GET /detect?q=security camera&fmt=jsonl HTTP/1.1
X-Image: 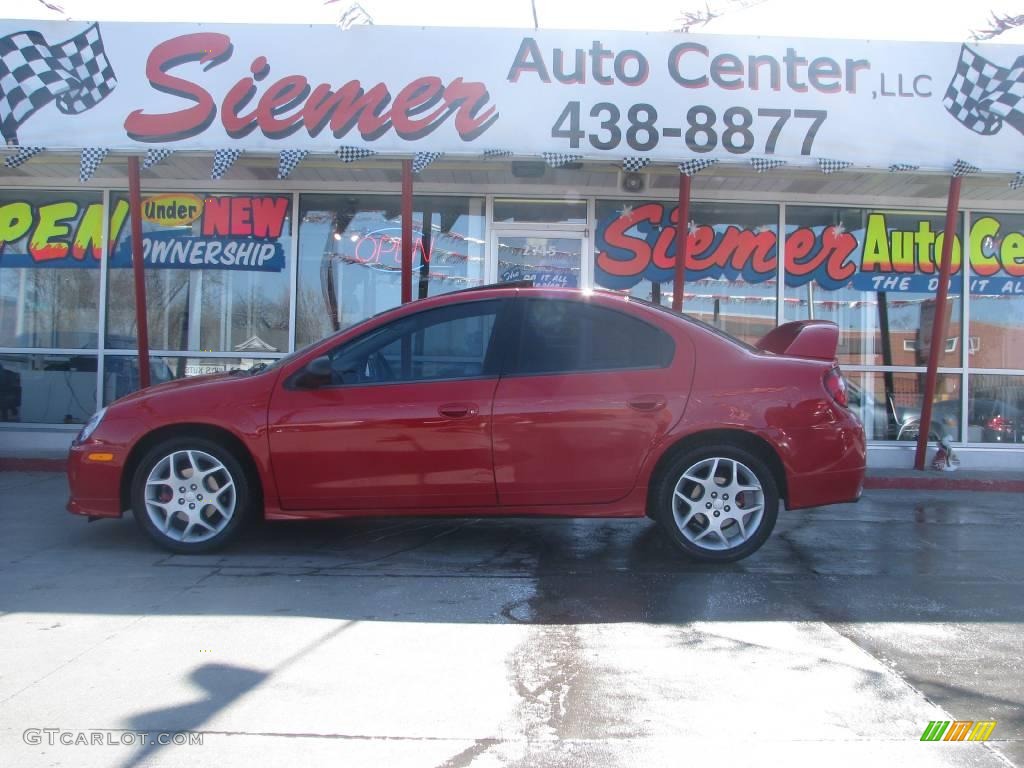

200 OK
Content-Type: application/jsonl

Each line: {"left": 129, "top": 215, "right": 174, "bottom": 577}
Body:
{"left": 620, "top": 171, "right": 646, "bottom": 193}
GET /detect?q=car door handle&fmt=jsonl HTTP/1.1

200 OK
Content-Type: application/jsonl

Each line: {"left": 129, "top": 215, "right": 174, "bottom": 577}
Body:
{"left": 438, "top": 402, "right": 479, "bottom": 418}
{"left": 628, "top": 396, "right": 667, "bottom": 412}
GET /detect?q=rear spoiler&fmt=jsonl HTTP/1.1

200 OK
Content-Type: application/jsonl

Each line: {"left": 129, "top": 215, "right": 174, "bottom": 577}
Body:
{"left": 755, "top": 320, "right": 839, "bottom": 361}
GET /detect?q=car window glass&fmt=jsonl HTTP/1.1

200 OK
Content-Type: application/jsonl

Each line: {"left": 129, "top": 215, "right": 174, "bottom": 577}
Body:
{"left": 328, "top": 301, "right": 500, "bottom": 385}
{"left": 515, "top": 299, "right": 674, "bottom": 375}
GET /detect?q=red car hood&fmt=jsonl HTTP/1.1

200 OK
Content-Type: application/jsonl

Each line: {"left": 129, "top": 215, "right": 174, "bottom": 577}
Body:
{"left": 111, "top": 371, "right": 242, "bottom": 406}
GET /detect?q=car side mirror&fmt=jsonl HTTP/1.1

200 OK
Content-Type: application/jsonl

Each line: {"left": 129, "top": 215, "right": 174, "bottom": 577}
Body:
{"left": 294, "top": 355, "right": 332, "bottom": 388}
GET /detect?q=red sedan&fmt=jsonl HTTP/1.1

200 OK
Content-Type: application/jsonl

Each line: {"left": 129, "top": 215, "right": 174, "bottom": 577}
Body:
{"left": 67, "top": 285, "right": 865, "bottom": 562}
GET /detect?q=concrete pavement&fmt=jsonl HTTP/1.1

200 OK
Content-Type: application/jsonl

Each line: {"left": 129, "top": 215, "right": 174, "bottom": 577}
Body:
{"left": 0, "top": 472, "right": 1020, "bottom": 767}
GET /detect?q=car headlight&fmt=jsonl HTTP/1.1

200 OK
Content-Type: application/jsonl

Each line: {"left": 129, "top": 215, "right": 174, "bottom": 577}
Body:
{"left": 77, "top": 407, "right": 107, "bottom": 442}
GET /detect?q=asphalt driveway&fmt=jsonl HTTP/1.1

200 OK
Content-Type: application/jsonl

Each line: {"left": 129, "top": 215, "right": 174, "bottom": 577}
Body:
{"left": 0, "top": 471, "right": 1020, "bottom": 767}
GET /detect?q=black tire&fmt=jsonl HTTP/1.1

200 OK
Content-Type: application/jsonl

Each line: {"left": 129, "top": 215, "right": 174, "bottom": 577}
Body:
{"left": 654, "top": 443, "right": 780, "bottom": 563}
{"left": 130, "top": 435, "right": 252, "bottom": 554}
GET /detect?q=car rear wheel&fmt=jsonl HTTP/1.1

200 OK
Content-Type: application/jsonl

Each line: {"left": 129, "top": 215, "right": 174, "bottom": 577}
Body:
{"left": 130, "top": 436, "right": 251, "bottom": 554}
{"left": 655, "top": 445, "right": 779, "bottom": 563}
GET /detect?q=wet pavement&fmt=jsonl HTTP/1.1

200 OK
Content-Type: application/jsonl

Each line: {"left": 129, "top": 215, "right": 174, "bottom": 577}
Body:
{"left": 0, "top": 471, "right": 1021, "bottom": 767}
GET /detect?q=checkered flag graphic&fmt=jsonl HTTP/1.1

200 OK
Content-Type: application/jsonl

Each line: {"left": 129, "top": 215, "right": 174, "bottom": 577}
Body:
{"left": 277, "top": 149, "right": 308, "bottom": 179}
{"left": 952, "top": 159, "right": 980, "bottom": 177}
{"left": 750, "top": 157, "right": 787, "bottom": 173}
{"left": 678, "top": 158, "right": 718, "bottom": 176}
{"left": 0, "top": 23, "right": 117, "bottom": 145}
{"left": 4, "top": 145, "right": 43, "bottom": 167}
{"left": 211, "top": 149, "right": 243, "bottom": 180}
{"left": 542, "top": 152, "right": 583, "bottom": 168}
{"left": 944, "top": 45, "right": 1024, "bottom": 136}
{"left": 1011, "top": 172, "right": 1024, "bottom": 191}
{"left": 336, "top": 145, "right": 377, "bottom": 163}
{"left": 817, "top": 158, "right": 853, "bottom": 174}
{"left": 483, "top": 149, "right": 513, "bottom": 159}
{"left": 142, "top": 148, "right": 173, "bottom": 170}
{"left": 888, "top": 163, "right": 920, "bottom": 172}
{"left": 79, "top": 147, "right": 108, "bottom": 182}
{"left": 412, "top": 151, "right": 443, "bottom": 174}
{"left": 622, "top": 157, "right": 651, "bottom": 172}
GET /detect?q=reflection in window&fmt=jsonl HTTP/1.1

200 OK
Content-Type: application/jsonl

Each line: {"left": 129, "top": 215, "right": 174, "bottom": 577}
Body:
{"left": 101, "top": 356, "right": 275, "bottom": 405}
{"left": 968, "top": 213, "right": 1024, "bottom": 370}
{"left": 296, "top": 194, "right": 485, "bottom": 346}
{"left": 106, "top": 193, "right": 292, "bottom": 354}
{"left": 848, "top": 371, "right": 962, "bottom": 443}
{"left": 783, "top": 207, "right": 963, "bottom": 368}
{"left": 968, "top": 374, "right": 1024, "bottom": 444}
{"left": 0, "top": 190, "right": 102, "bottom": 348}
{"left": 0, "top": 353, "right": 97, "bottom": 423}
{"left": 593, "top": 200, "right": 778, "bottom": 346}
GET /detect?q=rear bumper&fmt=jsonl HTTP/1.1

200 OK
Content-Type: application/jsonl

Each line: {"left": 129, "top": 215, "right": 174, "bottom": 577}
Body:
{"left": 786, "top": 466, "right": 864, "bottom": 510}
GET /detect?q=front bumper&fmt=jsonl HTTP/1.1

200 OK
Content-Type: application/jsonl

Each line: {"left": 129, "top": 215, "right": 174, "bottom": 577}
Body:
{"left": 66, "top": 442, "right": 125, "bottom": 519}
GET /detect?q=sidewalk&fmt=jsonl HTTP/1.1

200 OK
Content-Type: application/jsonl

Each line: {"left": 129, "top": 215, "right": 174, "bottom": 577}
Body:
{"left": 3, "top": 454, "right": 1022, "bottom": 492}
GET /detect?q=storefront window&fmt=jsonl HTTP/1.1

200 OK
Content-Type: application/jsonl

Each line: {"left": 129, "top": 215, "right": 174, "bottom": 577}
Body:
{"left": 106, "top": 193, "right": 292, "bottom": 354}
{"left": 295, "top": 194, "right": 485, "bottom": 346}
{"left": 594, "top": 200, "right": 778, "bottom": 345}
{"left": 783, "top": 207, "right": 963, "bottom": 368}
{"left": 967, "top": 213, "right": 1024, "bottom": 370}
{"left": 497, "top": 235, "right": 582, "bottom": 287}
{"left": 493, "top": 199, "right": 587, "bottom": 225}
{"left": 100, "top": 355, "right": 276, "bottom": 405}
{"left": 848, "top": 370, "right": 962, "bottom": 442}
{"left": 0, "top": 353, "right": 97, "bottom": 424}
{"left": 0, "top": 190, "right": 103, "bottom": 348}
{"left": 967, "top": 374, "right": 1024, "bottom": 444}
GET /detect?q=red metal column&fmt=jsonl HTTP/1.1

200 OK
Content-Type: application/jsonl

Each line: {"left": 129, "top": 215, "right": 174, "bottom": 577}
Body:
{"left": 672, "top": 173, "right": 692, "bottom": 312}
{"left": 914, "top": 175, "right": 962, "bottom": 470}
{"left": 400, "top": 159, "right": 413, "bottom": 304}
{"left": 127, "top": 156, "right": 151, "bottom": 389}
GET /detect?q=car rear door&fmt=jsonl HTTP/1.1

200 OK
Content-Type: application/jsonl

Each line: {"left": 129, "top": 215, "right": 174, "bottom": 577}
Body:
{"left": 268, "top": 298, "right": 511, "bottom": 511}
{"left": 492, "top": 296, "right": 693, "bottom": 507}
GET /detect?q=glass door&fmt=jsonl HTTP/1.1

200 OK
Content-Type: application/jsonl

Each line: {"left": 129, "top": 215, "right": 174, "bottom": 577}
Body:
{"left": 490, "top": 230, "right": 587, "bottom": 289}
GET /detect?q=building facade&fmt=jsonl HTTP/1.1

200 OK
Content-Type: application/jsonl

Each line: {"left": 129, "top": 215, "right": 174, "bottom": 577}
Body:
{"left": 0, "top": 21, "right": 1022, "bottom": 467}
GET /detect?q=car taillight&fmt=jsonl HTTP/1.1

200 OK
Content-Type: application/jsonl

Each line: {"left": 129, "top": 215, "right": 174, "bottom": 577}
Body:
{"left": 824, "top": 366, "right": 848, "bottom": 408}
{"left": 986, "top": 415, "right": 1010, "bottom": 432}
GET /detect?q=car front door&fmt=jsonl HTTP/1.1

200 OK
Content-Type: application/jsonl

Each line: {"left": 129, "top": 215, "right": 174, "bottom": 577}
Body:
{"left": 492, "top": 297, "right": 692, "bottom": 507}
{"left": 268, "top": 298, "right": 510, "bottom": 511}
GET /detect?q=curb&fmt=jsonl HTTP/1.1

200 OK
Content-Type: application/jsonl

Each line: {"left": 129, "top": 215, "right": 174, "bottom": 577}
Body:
{"left": 863, "top": 476, "right": 1024, "bottom": 493}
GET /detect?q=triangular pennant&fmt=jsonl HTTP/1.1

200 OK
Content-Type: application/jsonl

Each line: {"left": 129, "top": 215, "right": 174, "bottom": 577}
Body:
{"left": 952, "top": 159, "right": 980, "bottom": 177}
{"left": 336, "top": 145, "right": 377, "bottom": 163}
{"left": 888, "top": 163, "right": 920, "bottom": 172}
{"left": 80, "top": 148, "right": 109, "bottom": 182}
{"left": 623, "top": 157, "right": 651, "bottom": 172}
{"left": 482, "top": 149, "right": 514, "bottom": 159}
{"left": 750, "top": 157, "right": 787, "bottom": 173}
{"left": 412, "top": 151, "right": 443, "bottom": 174}
{"left": 211, "top": 149, "right": 243, "bottom": 180}
{"left": 277, "top": 149, "right": 309, "bottom": 179}
{"left": 1010, "top": 172, "right": 1024, "bottom": 191}
{"left": 541, "top": 152, "right": 583, "bottom": 168}
{"left": 4, "top": 146, "right": 44, "bottom": 168}
{"left": 817, "top": 158, "right": 853, "bottom": 174}
{"left": 142, "top": 148, "right": 174, "bottom": 170}
{"left": 678, "top": 158, "right": 718, "bottom": 176}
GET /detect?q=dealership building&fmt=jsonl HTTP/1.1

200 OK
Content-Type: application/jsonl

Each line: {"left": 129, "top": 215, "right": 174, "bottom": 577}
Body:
{"left": 0, "top": 20, "right": 1022, "bottom": 468}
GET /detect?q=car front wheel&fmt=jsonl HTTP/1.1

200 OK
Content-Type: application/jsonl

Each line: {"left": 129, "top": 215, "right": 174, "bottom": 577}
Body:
{"left": 130, "top": 437, "right": 251, "bottom": 554}
{"left": 655, "top": 445, "right": 779, "bottom": 563}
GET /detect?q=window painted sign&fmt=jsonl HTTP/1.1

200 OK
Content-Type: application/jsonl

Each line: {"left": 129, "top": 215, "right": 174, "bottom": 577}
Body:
{"left": 0, "top": 21, "right": 1022, "bottom": 171}
{"left": 594, "top": 203, "right": 1024, "bottom": 295}
{"left": 0, "top": 194, "right": 289, "bottom": 272}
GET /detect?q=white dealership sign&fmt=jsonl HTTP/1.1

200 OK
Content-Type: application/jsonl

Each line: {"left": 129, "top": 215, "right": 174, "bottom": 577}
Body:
{"left": 1, "top": 20, "right": 1022, "bottom": 171}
